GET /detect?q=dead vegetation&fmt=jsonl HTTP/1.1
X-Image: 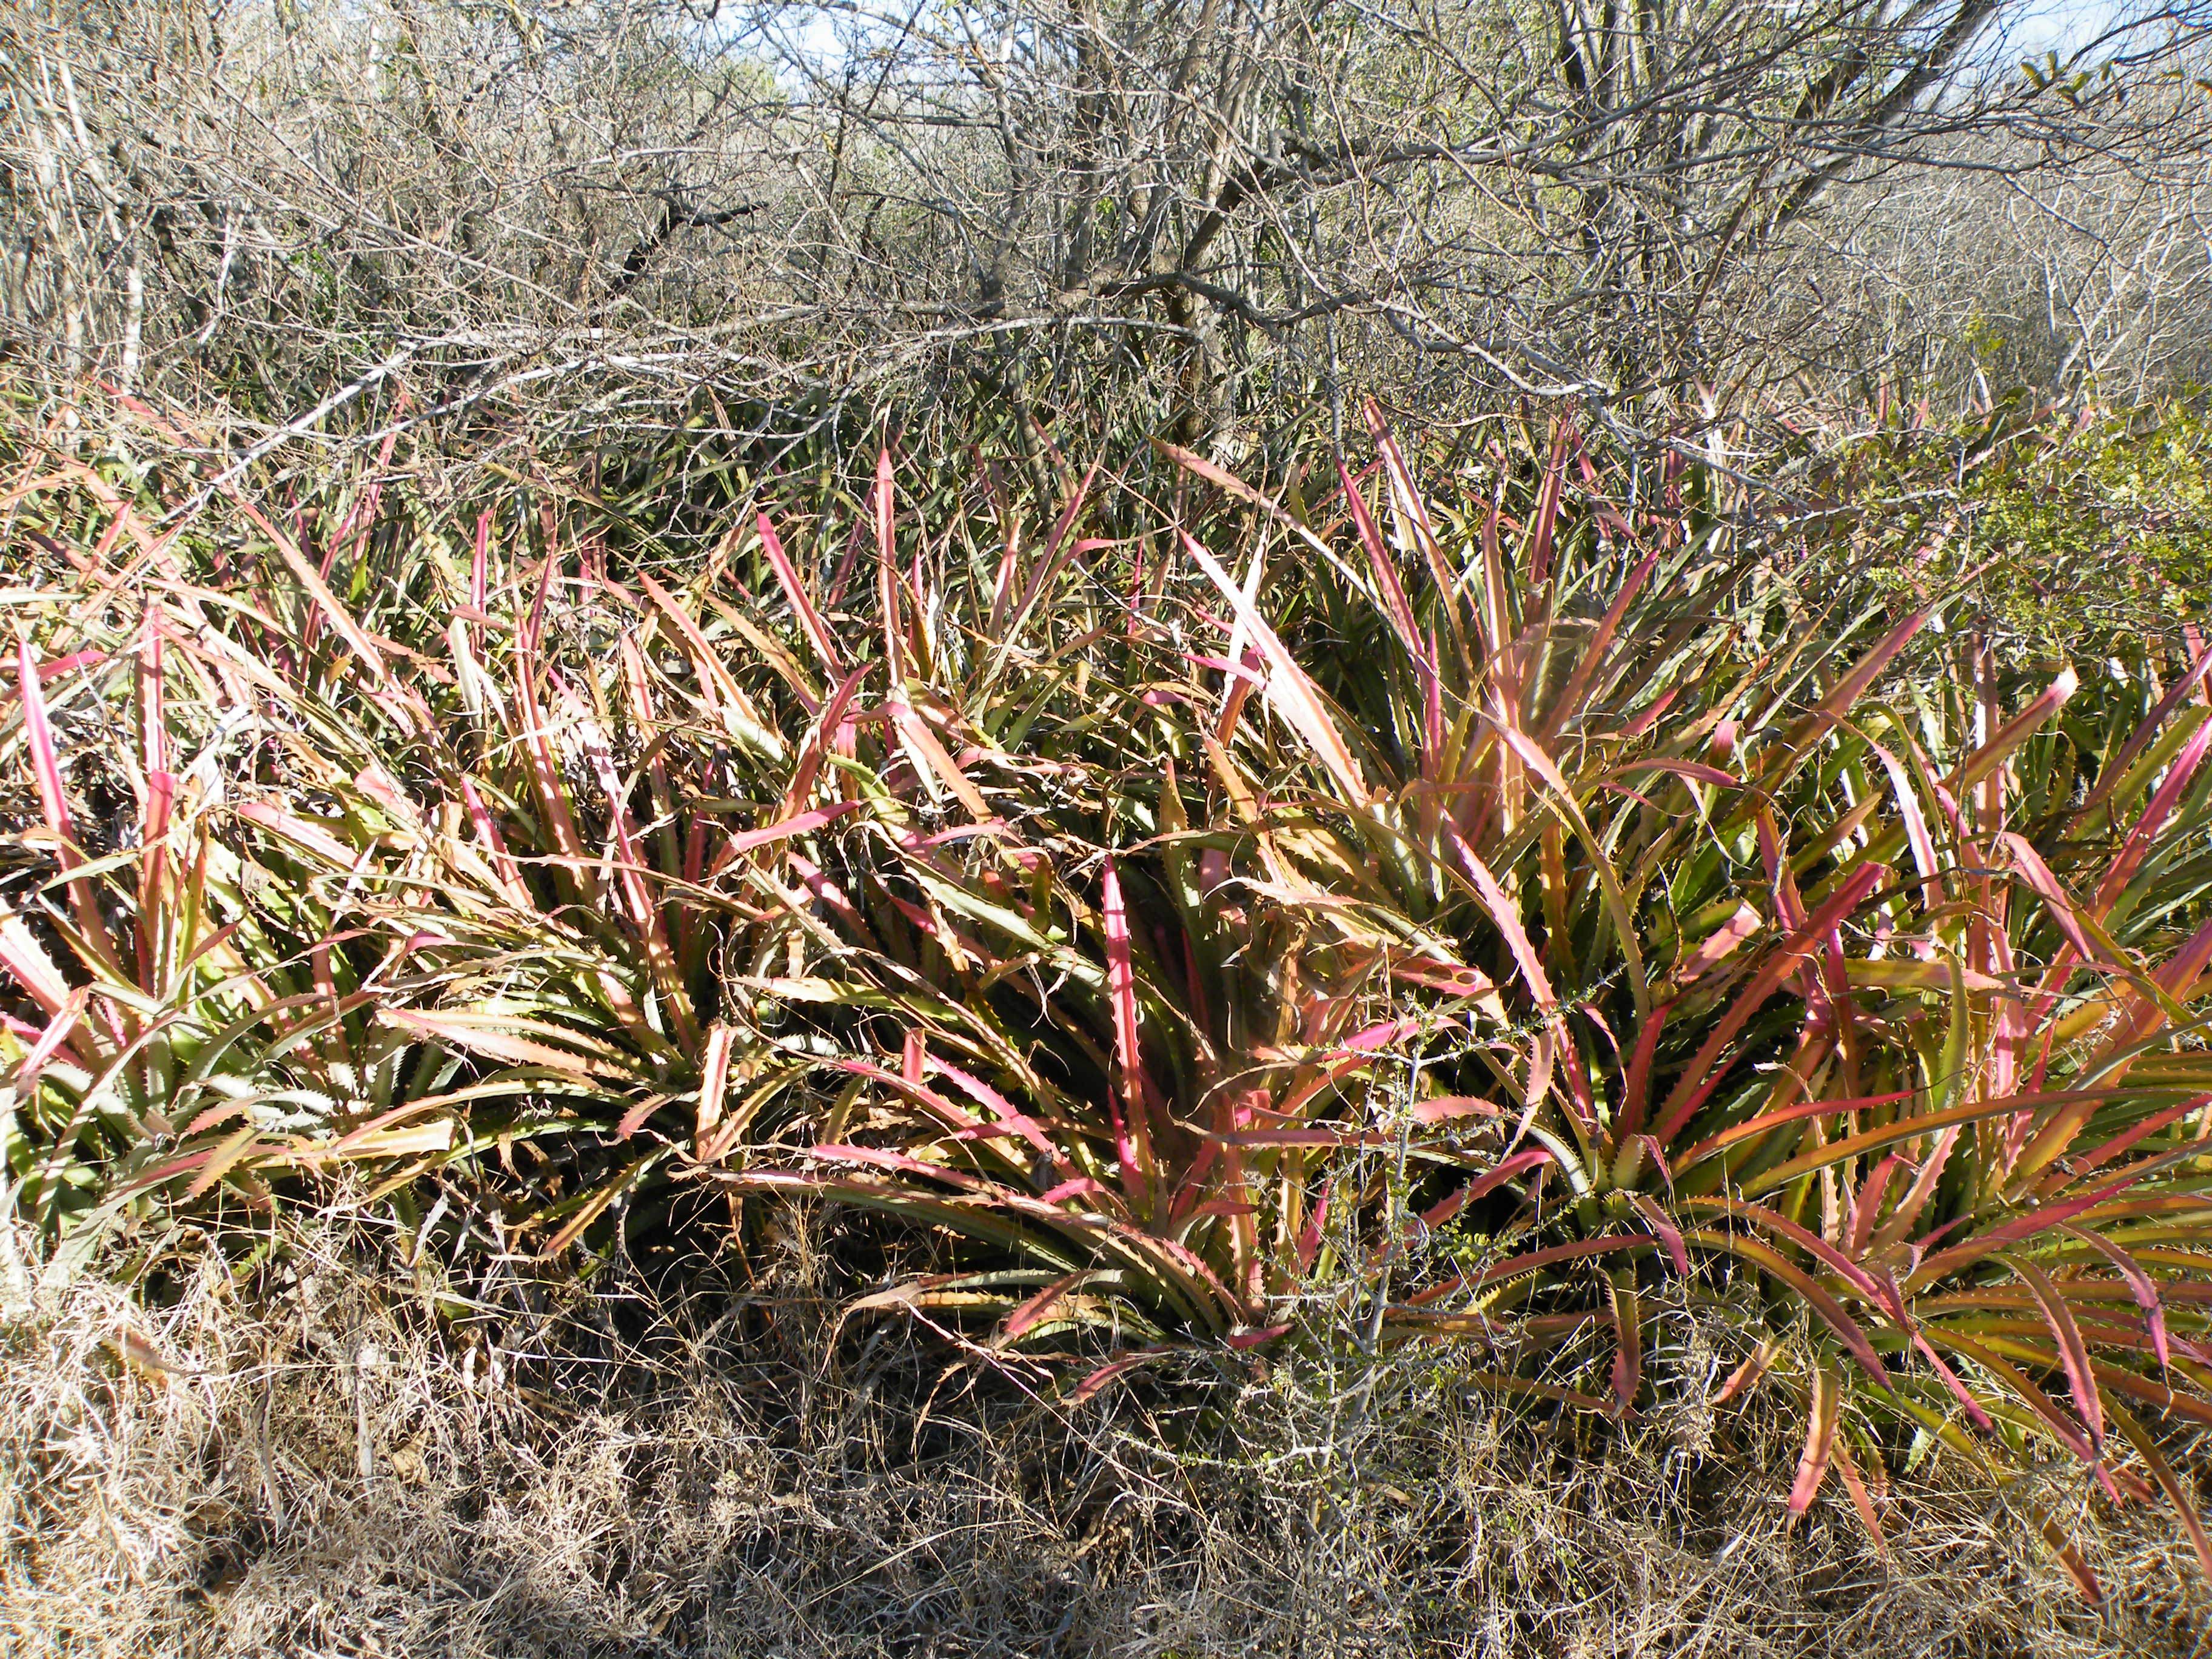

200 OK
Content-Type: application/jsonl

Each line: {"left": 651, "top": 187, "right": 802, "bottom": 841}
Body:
{"left": 4, "top": 1218, "right": 2207, "bottom": 1659}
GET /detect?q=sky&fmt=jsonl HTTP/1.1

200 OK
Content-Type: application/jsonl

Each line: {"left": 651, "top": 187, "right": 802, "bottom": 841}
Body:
{"left": 2002, "top": 0, "right": 2139, "bottom": 59}
{"left": 718, "top": 0, "right": 2178, "bottom": 93}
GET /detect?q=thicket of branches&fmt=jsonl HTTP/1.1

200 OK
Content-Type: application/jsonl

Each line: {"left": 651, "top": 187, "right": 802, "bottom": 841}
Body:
{"left": 2, "top": 0, "right": 2210, "bottom": 452}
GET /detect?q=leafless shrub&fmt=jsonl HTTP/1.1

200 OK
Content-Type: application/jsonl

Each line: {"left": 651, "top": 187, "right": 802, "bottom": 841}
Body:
{"left": 5, "top": 0, "right": 2208, "bottom": 463}
{"left": 1806, "top": 93, "right": 2212, "bottom": 400}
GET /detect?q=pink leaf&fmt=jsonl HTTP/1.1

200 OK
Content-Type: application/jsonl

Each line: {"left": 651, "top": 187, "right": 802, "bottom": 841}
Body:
{"left": 1101, "top": 858, "right": 1153, "bottom": 1201}
{"left": 1420, "top": 1147, "right": 1552, "bottom": 1228}
{"left": 0, "top": 908, "right": 70, "bottom": 1016}
{"left": 17, "top": 642, "right": 75, "bottom": 851}
{"left": 1003, "top": 1272, "right": 1089, "bottom": 1340}
{"left": 1184, "top": 531, "right": 1369, "bottom": 804}
{"left": 1651, "top": 863, "right": 1888, "bottom": 1144}
{"left": 1445, "top": 828, "right": 1555, "bottom": 1008}
{"left": 1674, "top": 903, "right": 1762, "bottom": 985}
{"left": 2096, "top": 711, "right": 2212, "bottom": 913}
{"left": 1627, "top": 1194, "right": 1691, "bottom": 1276}
{"left": 1069, "top": 1349, "right": 1168, "bottom": 1404}
{"left": 1225, "top": 1322, "right": 1291, "bottom": 1350}
{"left": 1407, "top": 1095, "right": 1506, "bottom": 1124}
{"left": 1336, "top": 457, "right": 1429, "bottom": 671}
{"left": 11, "top": 985, "right": 89, "bottom": 1090}
{"left": 1997, "top": 832, "right": 2103, "bottom": 964}
{"left": 1788, "top": 1366, "right": 1842, "bottom": 1516}
{"left": 713, "top": 802, "right": 859, "bottom": 871}
{"left": 1868, "top": 738, "right": 1941, "bottom": 898}
{"left": 757, "top": 511, "right": 843, "bottom": 672}
{"left": 2062, "top": 1224, "right": 2170, "bottom": 1373}
{"left": 236, "top": 800, "right": 359, "bottom": 869}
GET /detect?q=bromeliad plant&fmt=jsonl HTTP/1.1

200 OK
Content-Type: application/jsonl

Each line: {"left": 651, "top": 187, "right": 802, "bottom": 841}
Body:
{"left": 0, "top": 420, "right": 817, "bottom": 1258}
{"left": 0, "top": 454, "right": 484, "bottom": 1264}
{"left": 1, "top": 411, "right": 1432, "bottom": 1351}
{"left": 1150, "top": 404, "right": 2212, "bottom": 1589}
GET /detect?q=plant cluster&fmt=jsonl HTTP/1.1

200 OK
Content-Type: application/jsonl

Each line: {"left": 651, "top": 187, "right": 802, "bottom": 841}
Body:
{"left": 3, "top": 387, "right": 2211, "bottom": 1595}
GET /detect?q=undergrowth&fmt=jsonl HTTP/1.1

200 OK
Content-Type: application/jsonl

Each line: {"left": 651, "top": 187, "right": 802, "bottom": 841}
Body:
{"left": 3, "top": 380, "right": 2212, "bottom": 1621}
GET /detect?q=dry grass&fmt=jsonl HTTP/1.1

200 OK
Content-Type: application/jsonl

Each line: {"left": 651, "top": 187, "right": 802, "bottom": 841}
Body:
{"left": 4, "top": 1218, "right": 2208, "bottom": 1659}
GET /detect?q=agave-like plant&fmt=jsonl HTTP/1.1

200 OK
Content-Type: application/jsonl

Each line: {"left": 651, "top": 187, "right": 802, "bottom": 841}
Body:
{"left": 4, "top": 412, "right": 1404, "bottom": 1354}
{"left": 0, "top": 451, "right": 470, "bottom": 1262}
{"left": 1147, "top": 403, "right": 2212, "bottom": 1590}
